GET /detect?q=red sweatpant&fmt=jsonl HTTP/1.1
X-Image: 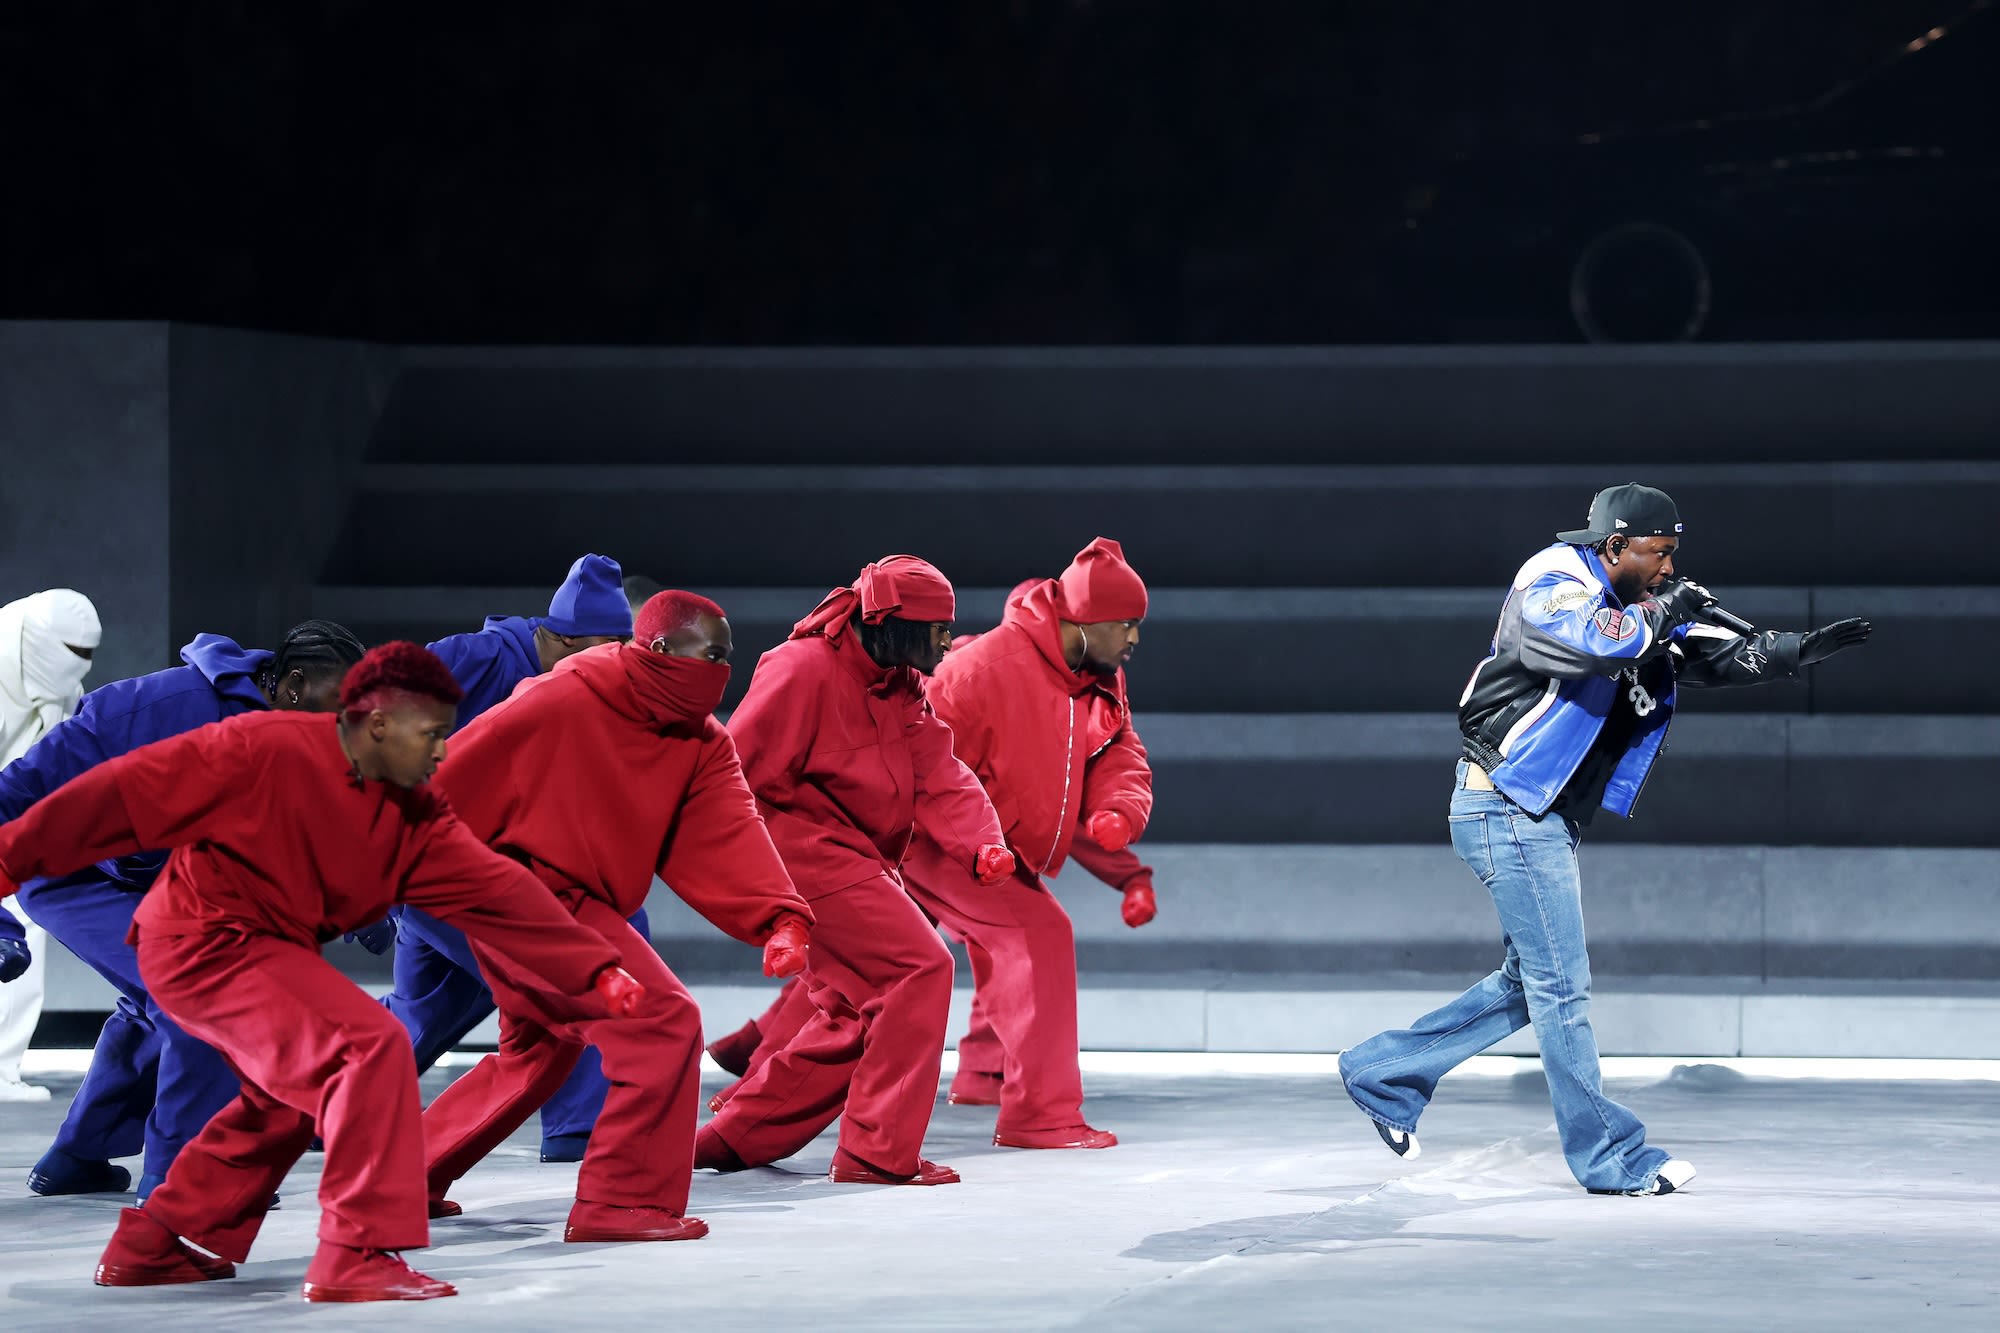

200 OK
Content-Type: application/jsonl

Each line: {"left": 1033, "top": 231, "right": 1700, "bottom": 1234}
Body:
{"left": 136, "top": 927, "right": 427, "bottom": 1259}
{"left": 703, "top": 872, "right": 951, "bottom": 1175}
{"left": 422, "top": 896, "right": 702, "bottom": 1212}
{"left": 902, "top": 834, "right": 1085, "bottom": 1133}
{"left": 952, "top": 936, "right": 1008, "bottom": 1080}
{"left": 737, "top": 975, "right": 817, "bottom": 1079}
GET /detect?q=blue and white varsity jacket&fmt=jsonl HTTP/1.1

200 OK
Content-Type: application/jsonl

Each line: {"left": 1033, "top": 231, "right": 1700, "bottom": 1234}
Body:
{"left": 1457, "top": 543, "right": 1804, "bottom": 819}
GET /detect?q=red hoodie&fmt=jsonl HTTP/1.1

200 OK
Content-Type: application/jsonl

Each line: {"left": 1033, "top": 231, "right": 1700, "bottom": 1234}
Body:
{"left": 729, "top": 624, "right": 1002, "bottom": 898}
{"left": 436, "top": 643, "right": 811, "bottom": 943}
{"left": 926, "top": 579, "right": 1153, "bottom": 877}
{"left": 0, "top": 711, "right": 617, "bottom": 998}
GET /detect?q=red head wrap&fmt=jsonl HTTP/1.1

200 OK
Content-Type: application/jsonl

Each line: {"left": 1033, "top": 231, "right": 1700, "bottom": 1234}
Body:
{"left": 791, "top": 555, "right": 956, "bottom": 642}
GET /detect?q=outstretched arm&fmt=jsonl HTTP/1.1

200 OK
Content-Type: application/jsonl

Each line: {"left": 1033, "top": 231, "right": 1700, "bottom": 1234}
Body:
{"left": 401, "top": 813, "right": 620, "bottom": 999}
{"left": 910, "top": 704, "right": 1005, "bottom": 873}
{"left": 0, "top": 720, "right": 256, "bottom": 892}
{"left": 657, "top": 733, "right": 814, "bottom": 946}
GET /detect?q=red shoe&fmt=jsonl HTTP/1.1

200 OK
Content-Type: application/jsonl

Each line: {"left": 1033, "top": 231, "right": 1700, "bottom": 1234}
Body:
{"left": 693, "top": 1125, "right": 748, "bottom": 1172}
{"left": 564, "top": 1200, "right": 710, "bottom": 1243}
{"left": 993, "top": 1125, "right": 1119, "bottom": 1150}
{"left": 95, "top": 1207, "right": 237, "bottom": 1286}
{"left": 704, "top": 1022, "right": 761, "bottom": 1078}
{"left": 828, "top": 1147, "right": 961, "bottom": 1186}
{"left": 428, "top": 1199, "right": 462, "bottom": 1219}
{"left": 946, "top": 1070, "right": 1003, "bottom": 1106}
{"left": 300, "top": 1243, "right": 456, "bottom": 1302}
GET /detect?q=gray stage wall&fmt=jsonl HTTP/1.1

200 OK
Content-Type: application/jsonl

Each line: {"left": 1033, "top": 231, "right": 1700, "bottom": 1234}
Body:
{"left": 0, "top": 322, "right": 395, "bottom": 679}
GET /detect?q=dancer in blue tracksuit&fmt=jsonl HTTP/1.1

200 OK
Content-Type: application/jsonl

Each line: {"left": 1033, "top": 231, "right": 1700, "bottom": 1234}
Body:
{"left": 0, "top": 620, "right": 366, "bottom": 1200}
{"left": 377, "top": 553, "right": 643, "bottom": 1161}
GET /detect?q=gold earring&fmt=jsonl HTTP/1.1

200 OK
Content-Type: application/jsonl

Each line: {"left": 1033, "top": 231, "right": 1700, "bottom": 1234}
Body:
{"left": 290, "top": 690, "right": 299, "bottom": 704}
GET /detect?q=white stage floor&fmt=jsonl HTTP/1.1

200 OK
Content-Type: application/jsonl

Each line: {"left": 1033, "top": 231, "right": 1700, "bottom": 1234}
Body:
{"left": 4, "top": 1058, "right": 1997, "bottom": 1329}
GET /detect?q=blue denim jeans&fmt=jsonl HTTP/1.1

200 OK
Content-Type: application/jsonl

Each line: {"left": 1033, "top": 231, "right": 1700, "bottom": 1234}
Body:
{"left": 1339, "top": 760, "right": 1669, "bottom": 1193}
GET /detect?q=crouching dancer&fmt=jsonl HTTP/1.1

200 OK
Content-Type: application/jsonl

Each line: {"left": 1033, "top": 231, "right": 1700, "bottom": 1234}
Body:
{"left": 0, "top": 643, "right": 647, "bottom": 1302}
{"left": 420, "top": 591, "right": 813, "bottom": 1241}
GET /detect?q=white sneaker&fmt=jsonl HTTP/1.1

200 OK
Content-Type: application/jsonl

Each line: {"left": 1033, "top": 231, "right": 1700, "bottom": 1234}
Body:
{"left": 0, "top": 1076, "right": 52, "bottom": 1103}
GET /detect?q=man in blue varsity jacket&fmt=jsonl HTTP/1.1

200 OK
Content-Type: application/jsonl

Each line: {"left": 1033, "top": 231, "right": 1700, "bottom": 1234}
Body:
{"left": 1339, "top": 484, "right": 1871, "bottom": 1197}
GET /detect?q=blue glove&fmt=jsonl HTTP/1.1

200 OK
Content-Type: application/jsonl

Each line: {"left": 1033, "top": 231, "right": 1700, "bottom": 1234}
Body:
{"left": 344, "top": 918, "right": 397, "bottom": 956}
{"left": 0, "top": 937, "right": 30, "bottom": 984}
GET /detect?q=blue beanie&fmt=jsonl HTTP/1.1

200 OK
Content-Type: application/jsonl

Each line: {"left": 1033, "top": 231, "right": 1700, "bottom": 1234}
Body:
{"left": 541, "top": 554, "right": 633, "bottom": 638}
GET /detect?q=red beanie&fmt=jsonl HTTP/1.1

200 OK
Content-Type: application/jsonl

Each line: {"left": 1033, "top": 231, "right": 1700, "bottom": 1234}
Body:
{"left": 1057, "top": 538, "right": 1147, "bottom": 622}
{"left": 635, "top": 590, "right": 727, "bottom": 646}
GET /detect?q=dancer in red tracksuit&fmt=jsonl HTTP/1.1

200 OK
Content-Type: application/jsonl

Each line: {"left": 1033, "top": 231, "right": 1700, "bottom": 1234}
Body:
{"left": 420, "top": 592, "right": 814, "bottom": 1241}
{"left": 906, "top": 538, "right": 1152, "bottom": 1148}
{"left": 696, "top": 556, "right": 1011, "bottom": 1185}
{"left": 0, "top": 643, "right": 644, "bottom": 1302}
{"left": 707, "top": 839, "right": 1156, "bottom": 1088}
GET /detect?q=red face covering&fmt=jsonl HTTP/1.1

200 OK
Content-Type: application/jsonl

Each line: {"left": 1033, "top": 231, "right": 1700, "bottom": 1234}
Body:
{"left": 621, "top": 647, "right": 730, "bottom": 725}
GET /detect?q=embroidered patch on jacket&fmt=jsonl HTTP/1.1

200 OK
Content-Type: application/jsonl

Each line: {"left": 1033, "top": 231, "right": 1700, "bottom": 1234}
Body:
{"left": 1593, "top": 607, "right": 1637, "bottom": 641}
{"left": 1538, "top": 587, "right": 1596, "bottom": 617}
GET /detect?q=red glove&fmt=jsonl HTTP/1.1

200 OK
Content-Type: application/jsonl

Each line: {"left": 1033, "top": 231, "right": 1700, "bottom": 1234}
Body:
{"left": 1121, "top": 881, "right": 1157, "bottom": 928}
{"left": 594, "top": 966, "right": 648, "bottom": 1019}
{"left": 974, "top": 844, "right": 1016, "bottom": 886}
{"left": 1087, "top": 810, "right": 1132, "bottom": 853}
{"left": 762, "top": 916, "right": 810, "bottom": 979}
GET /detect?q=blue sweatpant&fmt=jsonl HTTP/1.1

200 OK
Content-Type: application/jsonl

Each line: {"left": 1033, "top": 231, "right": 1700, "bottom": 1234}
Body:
{"left": 15, "top": 874, "right": 240, "bottom": 1194}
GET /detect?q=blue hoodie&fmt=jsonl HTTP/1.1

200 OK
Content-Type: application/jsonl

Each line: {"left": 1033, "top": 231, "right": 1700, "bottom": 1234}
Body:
{"left": 428, "top": 615, "right": 542, "bottom": 729}
{"left": 0, "top": 634, "right": 273, "bottom": 892}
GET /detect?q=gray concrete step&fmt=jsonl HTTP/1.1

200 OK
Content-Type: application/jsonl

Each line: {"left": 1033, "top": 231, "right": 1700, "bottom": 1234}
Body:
{"left": 313, "top": 582, "right": 1997, "bottom": 716}
{"left": 1130, "top": 713, "right": 2000, "bottom": 846}
{"left": 327, "top": 459, "right": 2000, "bottom": 589}
{"left": 369, "top": 342, "right": 2000, "bottom": 466}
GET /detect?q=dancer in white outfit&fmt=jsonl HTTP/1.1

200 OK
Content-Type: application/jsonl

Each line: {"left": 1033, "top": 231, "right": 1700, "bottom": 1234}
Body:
{"left": 0, "top": 589, "right": 102, "bottom": 1102}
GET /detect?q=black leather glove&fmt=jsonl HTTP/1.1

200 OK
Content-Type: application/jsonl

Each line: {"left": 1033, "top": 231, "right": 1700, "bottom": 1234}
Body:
{"left": 344, "top": 917, "right": 398, "bottom": 956}
{"left": 0, "top": 937, "right": 30, "bottom": 984}
{"left": 1801, "top": 617, "right": 1871, "bottom": 665}
{"left": 1647, "top": 577, "right": 1716, "bottom": 631}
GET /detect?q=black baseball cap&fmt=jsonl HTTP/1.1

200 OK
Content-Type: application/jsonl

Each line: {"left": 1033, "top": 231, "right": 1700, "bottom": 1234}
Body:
{"left": 1557, "top": 483, "right": 1685, "bottom": 545}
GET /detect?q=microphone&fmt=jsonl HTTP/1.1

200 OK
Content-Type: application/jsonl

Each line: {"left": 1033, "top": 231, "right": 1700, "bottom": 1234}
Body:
{"left": 1701, "top": 604, "right": 1758, "bottom": 636}
{"left": 1664, "top": 576, "right": 1759, "bottom": 636}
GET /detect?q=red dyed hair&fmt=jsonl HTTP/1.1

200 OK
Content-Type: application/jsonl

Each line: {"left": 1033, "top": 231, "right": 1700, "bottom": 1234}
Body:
{"left": 635, "top": 590, "right": 727, "bottom": 646}
{"left": 339, "top": 641, "right": 465, "bottom": 719}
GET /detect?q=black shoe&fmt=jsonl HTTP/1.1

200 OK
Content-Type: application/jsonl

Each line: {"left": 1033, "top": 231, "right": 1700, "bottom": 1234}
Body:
{"left": 28, "top": 1152, "right": 132, "bottom": 1196}
{"left": 1590, "top": 1159, "right": 1695, "bottom": 1196}
{"left": 1373, "top": 1120, "right": 1421, "bottom": 1160}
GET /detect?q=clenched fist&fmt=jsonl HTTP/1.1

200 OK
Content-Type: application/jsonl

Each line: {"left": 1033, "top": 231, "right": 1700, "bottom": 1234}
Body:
{"left": 762, "top": 916, "right": 810, "bottom": 978}
{"left": 1086, "top": 811, "right": 1132, "bottom": 852}
{"left": 1121, "top": 882, "right": 1157, "bottom": 929}
{"left": 594, "top": 966, "right": 649, "bottom": 1019}
{"left": 974, "top": 844, "right": 1017, "bottom": 886}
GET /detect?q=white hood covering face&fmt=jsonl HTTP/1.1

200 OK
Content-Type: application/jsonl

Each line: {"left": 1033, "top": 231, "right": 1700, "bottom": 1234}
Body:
{"left": 0, "top": 589, "right": 102, "bottom": 765}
